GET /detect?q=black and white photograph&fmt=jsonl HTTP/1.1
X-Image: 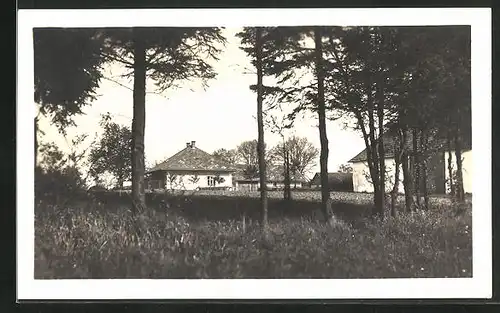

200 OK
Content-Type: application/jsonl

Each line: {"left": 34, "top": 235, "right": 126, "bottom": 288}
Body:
{"left": 17, "top": 8, "right": 491, "bottom": 299}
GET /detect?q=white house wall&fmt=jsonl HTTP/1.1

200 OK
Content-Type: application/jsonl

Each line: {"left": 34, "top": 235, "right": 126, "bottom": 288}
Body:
{"left": 351, "top": 149, "right": 472, "bottom": 195}
{"left": 163, "top": 172, "right": 233, "bottom": 190}
{"left": 351, "top": 158, "right": 405, "bottom": 194}
{"left": 444, "top": 150, "right": 472, "bottom": 194}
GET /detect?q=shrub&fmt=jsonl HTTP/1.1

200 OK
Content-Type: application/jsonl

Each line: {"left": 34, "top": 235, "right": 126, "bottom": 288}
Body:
{"left": 35, "top": 165, "right": 86, "bottom": 205}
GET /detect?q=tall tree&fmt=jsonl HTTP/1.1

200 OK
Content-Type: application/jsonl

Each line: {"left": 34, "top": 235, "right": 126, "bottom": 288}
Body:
{"left": 325, "top": 26, "right": 399, "bottom": 218}
{"left": 399, "top": 26, "right": 471, "bottom": 203}
{"left": 255, "top": 27, "right": 269, "bottom": 230}
{"left": 270, "top": 135, "right": 319, "bottom": 181}
{"left": 33, "top": 28, "right": 106, "bottom": 163}
{"left": 237, "top": 27, "right": 271, "bottom": 231}
{"left": 313, "top": 27, "right": 333, "bottom": 222}
{"left": 236, "top": 140, "right": 260, "bottom": 179}
{"left": 131, "top": 28, "right": 147, "bottom": 212}
{"left": 102, "top": 27, "right": 226, "bottom": 213}
{"left": 88, "top": 113, "right": 132, "bottom": 189}
{"left": 259, "top": 26, "right": 336, "bottom": 223}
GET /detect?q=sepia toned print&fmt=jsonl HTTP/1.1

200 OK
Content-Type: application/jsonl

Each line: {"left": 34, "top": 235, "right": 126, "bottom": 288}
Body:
{"left": 33, "top": 25, "right": 472, "bottom": 280}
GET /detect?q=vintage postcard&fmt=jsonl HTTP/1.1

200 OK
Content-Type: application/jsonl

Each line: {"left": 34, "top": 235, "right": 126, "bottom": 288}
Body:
{"left": 17, "top": 8, "right": 491, "bottom": 299}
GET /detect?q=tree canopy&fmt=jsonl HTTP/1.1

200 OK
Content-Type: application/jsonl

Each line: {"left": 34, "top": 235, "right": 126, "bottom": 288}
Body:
{"left": 269, "top": 135, "right": 319, "bottom": 180}
{"left": 34, "top": 28, "right": 106, "bottom": 132}
{"left": 88, "top": 113, "right": 132, "bottom": 189}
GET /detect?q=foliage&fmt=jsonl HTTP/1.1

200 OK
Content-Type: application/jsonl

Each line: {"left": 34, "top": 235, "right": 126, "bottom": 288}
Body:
{"left": 235, "top": 140, "right": 270, "bottom": 179}
{"left": 235, "top": 140, "right": 259, "bottom": 167}
{"left": 212, "top": 148, "right": 239, "bottom": 165}
{"left": 101, "top": 28, "right": 226, "bottom": 92}
{"left": 269, "top": 135, "right": 319, "bottom": 179}
{"left": 35, "top": 142, "right": 87, "bottom": 205}
{"left": 188, "top": 174, "right": 200, "bottom": 185}
{"left": 165, "top": 173, "right": 186, "bottom": 190}
{"left": 33, "top": 28, "right": 106, "bottom": 133}
{"left": 338, "top": 163, "right": 353, "bottom": 173}
{"left": 37, "top": 141, "right": 66, "bottom": 171}
{"left": 88, "top": 113, "right": 132, "bottom": 189}
{"left": 35, "top": 201, "right": 471, "bottom": 279}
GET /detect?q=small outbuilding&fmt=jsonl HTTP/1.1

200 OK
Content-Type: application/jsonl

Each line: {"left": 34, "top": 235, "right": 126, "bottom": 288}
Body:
{"left": 310, "top": 172, "right": 354, "bottom": 192}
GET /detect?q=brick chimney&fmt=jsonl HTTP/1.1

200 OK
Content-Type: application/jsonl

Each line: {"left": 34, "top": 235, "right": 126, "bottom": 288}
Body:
{"left": 186, "top": 142, "right": 191, "bottom": 148}
{"left": 191, "top": 141, "right": 196, "bottom": 148}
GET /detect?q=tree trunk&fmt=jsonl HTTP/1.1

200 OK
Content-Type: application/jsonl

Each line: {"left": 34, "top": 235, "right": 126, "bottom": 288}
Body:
{"left": 131, "top": 29, "right": 147, "bottom": 214}
{"left": 391, "top": 160, "right": 401, "bottom": 218}
{"left": 375, "top": 78, "right": 386, "bottom": 218}
{"left": 421, "top": 129, "right": 429, "bottom": 210}
{"left": 454, "top": 133, "right": 465, "bottom": 203}
{"left": 447, "top": 131, "right": 455, "bottom": 196}
{"left": 255, "top": 27, "right": 268, "bottom": 231}
{"left": 365, "top": 73, "right": 382, "bottom": 217}
{"left": 116, "top": 175, "right": 124, "bottom": 190}
{"left": 293, "top": 170, "right": 297, "bottom": 189}
{"left": 412, "top": 128, "right": 421, "bottom": 208}
{"left": 34, "top": 116, "right": 39, "bottom": 168}
{"left": 314, "top": 27, "right": 331, "bottom": 223}
{"left": 400, "top": 128, "right": 413, "bottom": 213}
{"left": 283, "top": 146, "right": 291, "bottom": 201}
{"left": 401, "top": 151, "right": 413, "bottom": 213}
{"left": 355, "top": 111, "right": 380, "bottom": 214}
{"left": 391, "top": 130, "right": 404, "bottom": 218}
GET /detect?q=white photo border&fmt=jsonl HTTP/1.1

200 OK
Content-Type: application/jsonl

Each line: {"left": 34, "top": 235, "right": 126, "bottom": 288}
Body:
{"left": 17, "top": 8, "right": 492, "bottom": 300}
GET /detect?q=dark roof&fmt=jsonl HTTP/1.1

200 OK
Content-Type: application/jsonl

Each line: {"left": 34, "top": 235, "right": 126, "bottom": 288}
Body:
{"left": 348, "top": 129, "right": 472, "bottom": 163}
{"left": 148, "top": 144, "right": 236, "bottom": 173}
{"left": 310, "top": 172, "right": 353, "bottom": 186}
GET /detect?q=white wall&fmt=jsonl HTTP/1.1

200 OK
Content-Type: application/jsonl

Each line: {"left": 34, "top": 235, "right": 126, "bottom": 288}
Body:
{"left": 444, "top": 150, "right": 473, "bottom": 194}
{"left": 267, "top": 182, "right": 303, "bottom": 189}
{"left": 351, "top": 149, "right": 472, "bottom": 195}
{"left": 352, "top": 158, "right": 405, "bottom": 194}
{"left": 162, "top": 171, "right": 233, "bottom": 190}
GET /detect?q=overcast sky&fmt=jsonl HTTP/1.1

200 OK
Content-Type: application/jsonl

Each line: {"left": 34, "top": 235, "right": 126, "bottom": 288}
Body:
{"left": 38, "top": 27, "right": 366, "bottom": 178}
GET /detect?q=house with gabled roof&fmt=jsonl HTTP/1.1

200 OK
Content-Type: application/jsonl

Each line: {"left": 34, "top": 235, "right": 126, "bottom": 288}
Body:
{"left": 348, "top": 130, "right": 472, "bottom": 195}
{"left": 146, "top": 141, "right": 237, "bottom": 191}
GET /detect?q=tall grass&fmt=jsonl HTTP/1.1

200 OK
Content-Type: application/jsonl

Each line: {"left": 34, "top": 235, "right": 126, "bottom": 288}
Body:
{"left": 34, "top": 200, "right": 472, "bottom": 279}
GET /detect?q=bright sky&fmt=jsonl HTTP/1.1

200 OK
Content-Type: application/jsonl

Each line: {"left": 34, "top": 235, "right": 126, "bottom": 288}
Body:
{"left": 37, "top": 27, "right": 365, "bottom": 177}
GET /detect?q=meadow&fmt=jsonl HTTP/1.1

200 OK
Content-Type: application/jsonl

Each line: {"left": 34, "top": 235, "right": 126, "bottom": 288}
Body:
{"left": 34, "top": 191, "right": 472, "bottom": 279}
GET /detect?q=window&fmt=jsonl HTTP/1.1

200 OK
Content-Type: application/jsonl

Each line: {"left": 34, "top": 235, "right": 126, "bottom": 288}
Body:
{"left": 207, "top": 176, "right": 216, "bottom": 187}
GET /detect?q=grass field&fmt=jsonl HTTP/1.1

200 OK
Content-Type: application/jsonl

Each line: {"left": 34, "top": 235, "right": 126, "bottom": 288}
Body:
{"left": 146, "top": 189, "right": 469, "bottom": 205}
{"left": 34, "top": 193, "right": 472, "bottom": 279}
